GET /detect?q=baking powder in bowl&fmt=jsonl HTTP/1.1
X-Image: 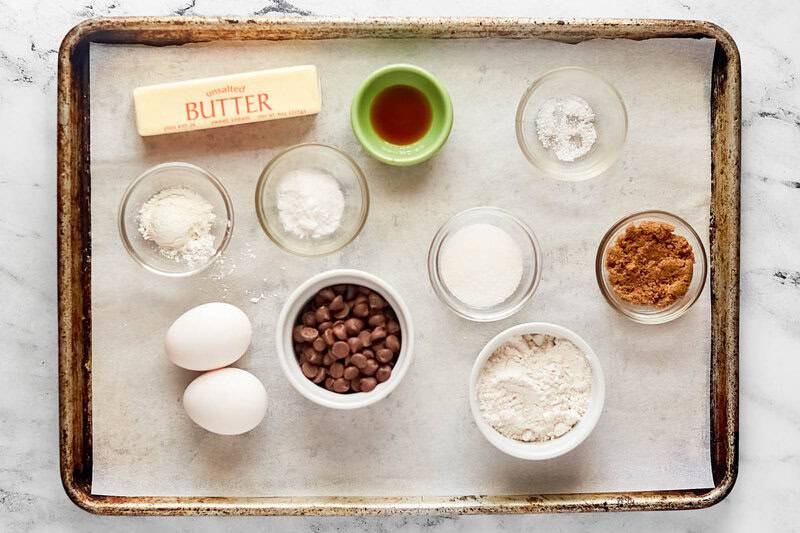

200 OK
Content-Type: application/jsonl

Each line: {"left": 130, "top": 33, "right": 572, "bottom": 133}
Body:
{"left": 477, "top": 334, "right": 591, "bottom": 442}
{"left": 276, "top": 169, "right": 345, "bottom": 239}
{"left": 439, "top": 223, "right": 523, "bottom": 308}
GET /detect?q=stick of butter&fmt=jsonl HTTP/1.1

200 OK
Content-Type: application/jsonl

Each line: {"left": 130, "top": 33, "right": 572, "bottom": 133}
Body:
{"left": 133, "top": 65, "right": 321, "bottom": 136}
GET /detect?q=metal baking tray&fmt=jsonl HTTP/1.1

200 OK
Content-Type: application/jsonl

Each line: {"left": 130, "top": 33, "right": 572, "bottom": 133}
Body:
{"left": 57, "top": 17, "right": 740, "bottom": 515}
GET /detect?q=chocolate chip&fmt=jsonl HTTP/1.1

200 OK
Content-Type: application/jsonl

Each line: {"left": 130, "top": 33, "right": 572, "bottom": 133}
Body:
{"left": 317, "top": 321, "right": 332, "bottom": 333}
{"left": 303, "top": 346, "right": 321, "bottom": 363}
{"left": 333, "top": 378, "right": 350, "bottom": 393}
{"left": 360, "top": 377, "right": 377, "bottom": 392}
{"left": 302, "top": 312, "right": 317, "bottom": 327}
{"left": 332, "top": 341, "right": 350, "bottom": 359}
{"left": 368, "top": 293, "right": 386, "bottom": 309}
{"left": 362, "top": 358, "right": 379, "bottom": 376}
{"left": 350, "top": 378, "right": 362, "bottom": 392}
{"left": 376, "top": 348, "right": 394, "bottom": 364}
{"left": 315, "top": 306, "right": 331, "bottom": 323}
{"left": 333, "top": 303, "right": 351, "bottom": 320}
{"left": 385, "top": 334, "right": 400, "bottom": 354}
{"left": 367, "top": 314, "right": 386, "bottom": 327}
{"left": 292, "top": 325, "right": 305, "bottom": 343}
{"left": 318, "top": 288, "right": 336, "bottom": 302}
{"left": 347, "top": 336, "right": 363, "bottom": 354}
{"left": 358, "top": 330, "right": 372, "bottom": 348}
{"left": 370, "top": 326, "right": 387, "bottom": 343}
{"left": 322, "top": 328, "right": 335, "bottom": 346}
{"left": 376, "top": 365, "right": 392, "bottom": 382}
{"left": 301, "top": 362, "right": 319, "bottom": 379}
{"left": 333, "top": 322, "right": 348, "bottom": 340}
{"left": 386, "top": 320, "right": 400, "bottom": 335}
{"left": 362, "top": 349, "right": 375, "bottom": 359}
{"left": 329, "top": 362, "right": 344, "bottom": 379}
{"left": 329, "top": 294, "right": 345, "bottom": 311}
{"left": 353, "top": 302, "right": 370, "bottom": 317}
{"left": 344, "top": 318, "right": 364, "bottom": 335}
{"left": 324, "top": 377, "right": 335, "bottom": 391}
{"left": 300, "top": 326, "right": 318, "bottom": 342}
{"left": 350, "top": 353, "right": 368, "bottom": 369}
{"left": 313, "top": 366, "right": 327, "bottom": 383}
{"left": 312, "top": 337, "right": 327, "bottom": 352}
{"left": 323, "top": 352, "right": 335, "bottom": 366}
{"left": 343, "top": 365, "right": 360, "bottom": 380}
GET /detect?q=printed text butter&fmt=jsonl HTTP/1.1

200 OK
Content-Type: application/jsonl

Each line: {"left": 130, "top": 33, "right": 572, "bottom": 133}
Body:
{"left": 133, "top": 65, "right": 321, "bottom": 136}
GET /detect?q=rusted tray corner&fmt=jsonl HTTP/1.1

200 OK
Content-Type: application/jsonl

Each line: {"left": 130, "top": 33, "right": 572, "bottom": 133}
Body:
{"left": 57, "top": 17, "right": 740, "bottom": 516}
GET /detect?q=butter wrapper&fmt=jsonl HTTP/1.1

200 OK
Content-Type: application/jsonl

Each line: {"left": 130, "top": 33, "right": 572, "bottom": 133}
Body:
{"left": 133, "top": 65, "right": 321, "bottom": 136}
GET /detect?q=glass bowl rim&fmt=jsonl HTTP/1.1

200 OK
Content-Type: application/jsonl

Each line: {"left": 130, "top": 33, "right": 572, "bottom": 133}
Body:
{"left": 254, "top": 143, "right": 370, "bottom": 257}
{"left": 427, "top": 206, "right": 542, "bottom": 322}
{"left": 594, "top": 209, "right": 708, "bottom": 324}
{"left": 117, "top": 161, "right": 234, "bottom": 278}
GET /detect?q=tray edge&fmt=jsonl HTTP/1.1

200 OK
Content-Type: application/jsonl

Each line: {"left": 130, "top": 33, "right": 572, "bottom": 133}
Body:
{"left": 56, "top": 16, "right": 741, "bottom": 516}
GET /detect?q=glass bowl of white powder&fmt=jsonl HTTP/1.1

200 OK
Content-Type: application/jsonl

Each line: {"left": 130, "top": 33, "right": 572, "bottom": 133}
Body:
{"left": 118, "top": 162, "right": 234, "bottom": 277}
{"left": 516, "top": 67, "right": 627, "bottom": 181}
{"left": 469, "top": 322, "right": 606, "bottom": 460}
{"left": 428, "top": 207, "right": 541, "bottom": 321}
{"left": 256, "top": 143, "right": 369, "bottom": 256}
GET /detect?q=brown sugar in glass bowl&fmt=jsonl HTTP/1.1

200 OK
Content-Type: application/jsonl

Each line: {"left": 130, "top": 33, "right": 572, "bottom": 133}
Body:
{"left": 596, "top": 211, "right": 707, "bottom": 324}
{"left": 606, "top": 221, "right": 694, "bottom": 307}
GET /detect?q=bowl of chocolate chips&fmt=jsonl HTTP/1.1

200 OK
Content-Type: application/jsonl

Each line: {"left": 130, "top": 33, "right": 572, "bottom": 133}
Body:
{"left": 276, "top": 269, "right": 414, "bottom": 409}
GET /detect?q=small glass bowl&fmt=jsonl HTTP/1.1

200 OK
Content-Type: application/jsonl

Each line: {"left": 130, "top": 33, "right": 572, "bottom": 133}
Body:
{"left": 516, "top": 67, "right": 628, "bottom": 181}
{"left": 428, "top": 207, "right": 542, "bottom": 322}
{"left": 118, "top": 162, "right": 234, "bottom": 277}
{"left": 595, "top": 210, "right": 708, "bottom": 324}
{"left": 255, "top": 144, "right": 369, "bottom": 256}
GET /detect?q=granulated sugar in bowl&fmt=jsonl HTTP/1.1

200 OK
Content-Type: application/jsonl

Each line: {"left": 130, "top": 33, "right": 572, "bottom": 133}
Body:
{"left": 428, "top": 207, "right": 541, "bottom": 322}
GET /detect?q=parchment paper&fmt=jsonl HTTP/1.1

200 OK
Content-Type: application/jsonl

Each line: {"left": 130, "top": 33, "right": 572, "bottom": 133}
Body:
{"left": 89, "top": 37, "right": 715, "bottom": 496}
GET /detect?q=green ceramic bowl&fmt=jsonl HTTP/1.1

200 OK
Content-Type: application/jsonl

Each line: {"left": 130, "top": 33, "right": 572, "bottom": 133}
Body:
{"left": 351, "top": 64, "right": 453, "bottom": 166}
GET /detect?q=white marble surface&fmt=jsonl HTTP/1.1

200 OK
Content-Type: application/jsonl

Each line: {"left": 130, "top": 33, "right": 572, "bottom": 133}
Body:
{"left": 0, "top": 0, "right": 797, "bottom": 531}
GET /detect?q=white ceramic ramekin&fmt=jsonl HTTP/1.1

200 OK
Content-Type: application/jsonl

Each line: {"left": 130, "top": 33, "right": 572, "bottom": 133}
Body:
{"left": 276, "top": 269, "right": 414, "bottom": 409}
{"left": 469, "top": 322, "right": 605, "bottom": 460}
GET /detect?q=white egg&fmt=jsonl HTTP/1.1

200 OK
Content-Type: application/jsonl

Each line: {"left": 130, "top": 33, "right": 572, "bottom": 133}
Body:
{"left": 183, "top": 368, "right": 267, "bottom": 435}
{"left": 166, "top": 302, "right": 252, "bottom": 371}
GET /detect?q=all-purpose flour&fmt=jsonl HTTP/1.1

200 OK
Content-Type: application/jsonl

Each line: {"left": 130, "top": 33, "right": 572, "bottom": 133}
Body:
{"left": 137, "top": 187, "right": 217, "bottom": 265}
{"left": 477, "top": 334, "right": 592, "bottom": 442}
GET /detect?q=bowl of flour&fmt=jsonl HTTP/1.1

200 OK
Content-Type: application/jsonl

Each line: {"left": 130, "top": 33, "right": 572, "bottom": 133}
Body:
{"left": 118, "top": 162, "right": 234, "bottom": 276}
{"left": 469, "top": 322, "right": 605, "bottom": 460}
